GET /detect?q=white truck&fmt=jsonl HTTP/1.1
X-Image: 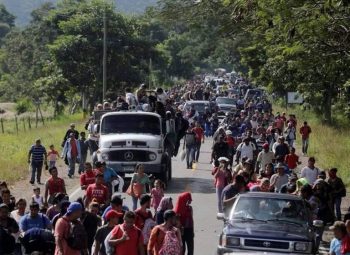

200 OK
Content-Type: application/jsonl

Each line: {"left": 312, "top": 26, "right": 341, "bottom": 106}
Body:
{"left": 95, "top": 111, "right": 172, "bottom": 186}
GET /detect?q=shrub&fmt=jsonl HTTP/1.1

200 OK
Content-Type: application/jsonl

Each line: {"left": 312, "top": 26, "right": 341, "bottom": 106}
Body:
{"left": 15, "top": 98, "right": 33, "bottom": 115}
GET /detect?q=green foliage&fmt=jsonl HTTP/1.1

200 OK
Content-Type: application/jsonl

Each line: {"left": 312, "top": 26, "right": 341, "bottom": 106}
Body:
{"left": 15, "top": 98, "right": 33, "bottom": 115}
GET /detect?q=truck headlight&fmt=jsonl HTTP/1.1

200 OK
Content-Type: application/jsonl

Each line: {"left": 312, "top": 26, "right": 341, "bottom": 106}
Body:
{"left": 101, "top": 153, "right": 109, "bottom": 161}
{"left": 222, "top": 235, "right": 240, "bottom": 247}
{"left": 294, "top": 242, "right": 309, "bottom": 251}
{"left": 149, "top": 153, "right": 157, "bottom": 161}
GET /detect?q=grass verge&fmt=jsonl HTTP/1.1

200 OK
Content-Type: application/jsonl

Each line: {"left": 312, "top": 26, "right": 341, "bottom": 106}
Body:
{"left": 274, "top": 104, "right": 350, "bottom": 185}
{"left": 0, "top": 114, "right": 86, "bottom": 183}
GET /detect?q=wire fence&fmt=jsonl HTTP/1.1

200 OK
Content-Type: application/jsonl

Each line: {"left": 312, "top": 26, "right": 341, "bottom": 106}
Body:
{"left": 0, "top": 116, "right": 56, "bottom": 134}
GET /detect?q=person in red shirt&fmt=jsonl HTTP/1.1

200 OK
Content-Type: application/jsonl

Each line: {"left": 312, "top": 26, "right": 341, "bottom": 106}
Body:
{"left": 85, "top": 173, "right": 109, "bottom": 208}
{"left": 134, "top": 194, "right": 153, "bottom": 231}
{"left": 299, "top": 121, "right": 312, "bottom": 155}
{"left": 80, "top": 163, "right": 96, "bottom": 190}
{"left": 109, "top": 211, "right": 145, "bottom": 255}
{"left": 192, "top": 121, "right": 204, "bottom": 163}
{"left": 44, "top": 167, "right": 66, "bottom": 205}
{"left": 284, "top": 147, "right": 301, "bottom": 173}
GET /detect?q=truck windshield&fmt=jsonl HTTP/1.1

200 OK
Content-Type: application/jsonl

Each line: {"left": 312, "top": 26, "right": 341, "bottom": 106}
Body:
{"left": 101, "top": 115, "right": 161, "bottom": 135}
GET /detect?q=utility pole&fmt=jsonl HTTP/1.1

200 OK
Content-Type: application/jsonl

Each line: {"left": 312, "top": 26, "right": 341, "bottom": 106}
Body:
{"left": 102, "top": 6, "right": 107, "bottom": 102}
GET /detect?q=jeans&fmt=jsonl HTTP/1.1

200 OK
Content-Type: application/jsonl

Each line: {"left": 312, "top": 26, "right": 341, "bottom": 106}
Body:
{"left": 182, "top": 228, "right": 194, "bottom": 255}
{"left": 30, "top": 161, "right": 43, "bottom": 183}
{"left": 132, "top": 196, "right": 139, "bottom": 211}
{"left": 186, "top": 145, "right": 195, "bottom": 168}
{"left": 287, "top": 139, "right": 295, "bottom": 148}
{"left": 216, "top": 187, "right": 224, "bottom": 213}
{"left": 205, "top": 123, "right": 211, "bottom": 137}
{"left": 194, "top": 141, "right": 201, "bottom": 162}
{"left": 67, "top": 157, "right": 78, "bottom": 176}
{"left": 302, "top": 138, "right": 309, "bottom": 154}
{"left": 79, "top": 153, "right": 87, "bottom": 173}
{"left": 49, "top": 161, "right": 56, "bottom": 168}
{"left": 333, "top": 197, "right": 342, "bottom": 220}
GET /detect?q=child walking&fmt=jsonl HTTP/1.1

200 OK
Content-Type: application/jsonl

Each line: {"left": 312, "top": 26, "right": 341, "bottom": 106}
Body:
{"left": 151, "top": 179, "right": 164, "bottom": 211}
{"left": 47, "top": 144, "right": 59, "bottom": 168}
{"left": 32, "top": 187, "right": 44, "bottom": 207}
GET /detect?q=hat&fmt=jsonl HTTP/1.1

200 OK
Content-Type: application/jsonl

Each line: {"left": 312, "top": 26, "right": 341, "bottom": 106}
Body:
{"left": 66, "top": 202, "right": 83, "bottom": 215}
{"left": 329, "top": 221, "right": 345, "bottom": 231}
{"left": 0, "top": 203, "right": 9, "bottom": 210}
{"left": 262, "top": 143, "right": 269, "bottom": 149}
{"left": 244, "top": 159, "right": 254, "bottom": 165}
{"left": 218, "top": 157, "right": 229, "bottom": 162}
{"left": 105, "top": 210, "right": 123, "bottom": 221}
{"left": 225, "top": 130, "right": 232, "bottom": 135}
{"left": 275, "top": 163, "right": 285, "bottom": 169}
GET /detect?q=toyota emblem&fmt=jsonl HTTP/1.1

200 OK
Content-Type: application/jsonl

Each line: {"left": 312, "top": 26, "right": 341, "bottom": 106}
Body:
{"left": 124, "top": 151, "right": 134, "bottom": 161}
{"left": 263, "top": 241, "right": 271, "bottom": 247}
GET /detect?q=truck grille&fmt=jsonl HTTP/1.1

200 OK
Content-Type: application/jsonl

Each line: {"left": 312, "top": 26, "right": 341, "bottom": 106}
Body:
{"left": 108, "top": 150, "right": 152, "bottom": 162}
{"left": 111, "top": 141, "right": 126, "bottom": 147}
{"left": 244, "top": 239, "right": 289, "bottom": 250}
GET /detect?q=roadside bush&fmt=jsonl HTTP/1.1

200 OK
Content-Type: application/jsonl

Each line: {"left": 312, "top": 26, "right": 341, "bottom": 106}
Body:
{"left": 15, "top": 98, "right": 33, "bottom": 115}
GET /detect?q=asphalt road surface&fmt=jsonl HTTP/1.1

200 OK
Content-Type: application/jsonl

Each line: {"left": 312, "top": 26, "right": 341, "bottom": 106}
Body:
{"left": 67, "top": 139, "right": 330, "bottom": 255}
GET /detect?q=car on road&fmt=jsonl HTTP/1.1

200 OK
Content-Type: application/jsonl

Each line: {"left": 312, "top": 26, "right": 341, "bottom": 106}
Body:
{"left": 244, "top": 88, "right": 265, "bottom": 101}
{"left": 216, "top": 97, "right": 237, "bottom": 117}
{"left": 217, "top": 192, "right": 322, "bottom": 255}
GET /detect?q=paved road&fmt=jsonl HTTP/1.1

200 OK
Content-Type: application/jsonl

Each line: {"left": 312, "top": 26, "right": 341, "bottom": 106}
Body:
{"left": 13, "top": 137, "right": 330, "bottom": 255}
{"left": 68, "top": 139, "right": 221, "bottom": 255}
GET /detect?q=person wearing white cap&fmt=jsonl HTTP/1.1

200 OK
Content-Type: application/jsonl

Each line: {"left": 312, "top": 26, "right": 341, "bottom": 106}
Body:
{"left": 212, "top": 157, "right": 232, "bottom": 213}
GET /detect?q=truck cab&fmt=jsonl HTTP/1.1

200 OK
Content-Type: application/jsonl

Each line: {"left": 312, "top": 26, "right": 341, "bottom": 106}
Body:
{"left": 95, "top": 111, "right": 172, "bottom": 185}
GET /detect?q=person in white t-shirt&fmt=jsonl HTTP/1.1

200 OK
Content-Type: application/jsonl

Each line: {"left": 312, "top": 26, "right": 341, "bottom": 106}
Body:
{"left": 300, "top": 157, "right": 320, "bottom": 185}
{"left": 255, "top": 143, "right": 275, "bottom": 174}
{"left": 125, "top": 87, "right": 137, "bottom": 107}
{"left": 236, "top": 138, "right": 256, "bottom": 163}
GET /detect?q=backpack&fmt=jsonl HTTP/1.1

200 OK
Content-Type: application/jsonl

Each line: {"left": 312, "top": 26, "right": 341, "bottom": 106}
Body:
{"left": 0, "top": 226, "right": 16, "bottom": 254}
{"left": 159, "top": 228, "right": 181, "bottom": 255}
{"left": 142, "top": 218, "right": 156, "bottom": 245}
{"left": 64, "top": 219, "right": 88, "bottom": 250}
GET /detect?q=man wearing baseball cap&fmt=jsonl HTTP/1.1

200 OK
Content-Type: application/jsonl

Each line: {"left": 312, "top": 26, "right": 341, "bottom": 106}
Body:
{"left": 54, "top": 202, "right": 87, "bottom": 255}
{"left": 94, "top": 210, "right": 123, "bottom": 255}
{"left": 256, "top": 143, "right": 274, "bottom": 174}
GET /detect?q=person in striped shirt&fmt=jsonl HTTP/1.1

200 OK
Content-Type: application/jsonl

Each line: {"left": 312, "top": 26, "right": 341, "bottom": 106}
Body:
{"left": 28, "top": 139, "right": 48, "bottom": 185}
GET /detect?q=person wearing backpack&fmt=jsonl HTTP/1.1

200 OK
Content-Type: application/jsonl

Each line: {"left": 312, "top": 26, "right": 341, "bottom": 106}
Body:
{"left": 54, "top": 202, "right": 88, "bottom": 255}
{"left": 183, "top": 126, "right": 196, "bottom": 169}
{"left": 147, "top": 210, "right": 182, "bottom": 255}
{"left": 135, "top": 195, "right": 156, "bottom": 252}
{"left": 0, "top": 203, "right": 18, "bottom": 255}
{"left": 108, "top": 211, "right": 145, "bottom": 255}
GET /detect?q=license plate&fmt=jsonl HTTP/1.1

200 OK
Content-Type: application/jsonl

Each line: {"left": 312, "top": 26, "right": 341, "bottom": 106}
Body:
{"left": 123, "top": 167, "right": 135, "bottom": 172}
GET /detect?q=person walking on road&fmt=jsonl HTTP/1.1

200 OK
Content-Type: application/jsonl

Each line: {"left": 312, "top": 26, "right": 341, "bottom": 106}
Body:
{"left": 299, "top": 121, "right": 312, "bottom": 155}
{"left": 156, "top": 197, "right": 174, "bottom": 225}
{"left": 129, "top": 164, "right": 151, "bottom": 211}
{"left": 54, "top": 202, "right": 87, "bottom": 255}
{"left": 20, "top": 202, "right": 51, "bottom": 232}
{"left": 148, "top": 209, "right": 182, "bottom": 255}
{"left": 183, "top": 126, "right": 196, "bottom": 169}
{"left": 212, "top": 157, "right": 232, "bottom": 213}
{"left": 192, "top": 122, "right": 204, "bottom": 163}
{"left": 28, "top": 139, "right": 48, "bottom": 185}
{"left": 44, "top": 167, "right": 66, "bottom": 205}
{"left": 174, "top": 192, "right": 194, "bottom": 255}
{"left": 78, "top": 132, "right": 89, "bottom": 174}
{"left": 108, "top": 211, "right": 145, "bottom": 255}
{"left": 300, "top": 157, "right": 320, "bottom": 185}
{"left": 62, "top": 123, "right": 79, "bottom": 147}
{"left": 62, "top": 132, "right": 81, "bottom": 178}
{"left": 328, "top": 168, "right": 346, "bottom": 221}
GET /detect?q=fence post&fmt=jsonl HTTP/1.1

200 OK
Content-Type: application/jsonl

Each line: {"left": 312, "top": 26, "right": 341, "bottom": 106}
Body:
{"left": 15, "top": 115, "right": 18, "bottom": 134}
{"left": 28, "top": 117, "right": 31, "bottom": 129}
{"left": 22, "top": 118, "right": 26, "bottom": 131}
{"left": 0, "top": 118, "right": 4, "bottom": 133}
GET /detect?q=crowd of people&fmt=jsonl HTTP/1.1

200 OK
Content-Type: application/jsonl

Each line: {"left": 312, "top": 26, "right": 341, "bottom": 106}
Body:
{"left": 0, "top": 74, "right": 348, "bottom": 255}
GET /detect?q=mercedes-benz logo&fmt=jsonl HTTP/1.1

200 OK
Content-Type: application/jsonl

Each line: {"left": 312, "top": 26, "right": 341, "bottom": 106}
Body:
{"left": 263, "top": 241, "right": 271, "bottom": 247}
{"left": 124, "top": 151, "right": 134, "bottom": 161}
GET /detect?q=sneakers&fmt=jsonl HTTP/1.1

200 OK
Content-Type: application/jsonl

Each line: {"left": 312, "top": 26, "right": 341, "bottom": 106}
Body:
{"left": 29, "top": 180, "right": 34, "bottom": 185}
